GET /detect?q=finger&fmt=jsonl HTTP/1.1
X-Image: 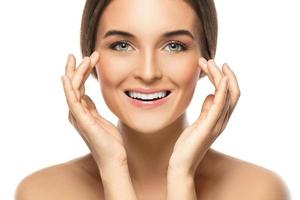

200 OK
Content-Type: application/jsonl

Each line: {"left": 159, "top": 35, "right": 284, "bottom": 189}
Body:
{"left": 77, "top": 51, "right": 99, "bottom": 98}
{"left": 82, "top": 95, "right": 117, "bottom": 129}
{"left": 216, "top": 79, "right": 231, "bottom": 122}
{"left": 81, "top": 95, "right": 123, "bottom": 144}
{"left": 207, "top": 59, "right": 224, "bottom": 88}
{"left": 72, "top": 51, "right": 99, "bottom": 92}
{"left": 201, "top": 76, "right": 229, "bottom": 131}
{"left": 192, "top": 75, "right": 229, "bottom": 132}
{"left": 67, "top": 92, "right": 113, "bottom": 144}
{"left": 62, "top": 75, "right": 113, "bottom": 148}
{"left": 188, "top": 79, "right": 229, "bottom": 153}
{"left": 219, "top": 110, "right": 230, "bottom": 133}
{"left": 198, "top": 58, "right": 224, "bottom": 88}
{"left": 79, "top": 85, "right": 85, "bottom": 98}
{"left": 199, "top": 57, "right": 214, "bottom": 83}
{"left": 222, "top": 63, "right": 241, "bottom": 117}
{"left": 80, "top": 51, "right": 99, "bottom": 89}
{"left": 68, "top": 111, "right": 91, "bottom": 144}
{"left": 195, "top": 94, "right": 214, "bottom": 124}
{"left": 71, "top": 57, "right": 91, "bottom": 100}
{"left": 65, "top": 54, "right": 76, "bottom": 79}
{"left": 82, "top": 95, "right": 103, "bottom": 121}
{"left": 61, "top": 75, "right": 95, "bottom": 128}
{"left": 211, "top": 86, "right": 231, "bottom": 137}
{"left": 72, "top": 56, "right": 91, "bottom": 91}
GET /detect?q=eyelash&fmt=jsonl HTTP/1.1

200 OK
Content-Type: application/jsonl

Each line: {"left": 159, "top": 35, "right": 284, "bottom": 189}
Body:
{"left": 109, "top": 40, "right": 188, "bottom": 52}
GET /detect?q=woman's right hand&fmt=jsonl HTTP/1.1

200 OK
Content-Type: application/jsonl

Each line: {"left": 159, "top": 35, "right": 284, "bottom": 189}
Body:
{"left": 60, "top": 51, "right": 127, "bottom": 172}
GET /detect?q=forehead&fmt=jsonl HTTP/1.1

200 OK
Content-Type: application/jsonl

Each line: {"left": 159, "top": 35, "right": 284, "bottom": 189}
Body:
{"left": 98, "top": 0, "right": 201, "bottom": 40}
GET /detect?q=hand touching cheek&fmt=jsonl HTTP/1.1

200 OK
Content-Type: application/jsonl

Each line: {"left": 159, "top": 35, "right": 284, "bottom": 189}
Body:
{"left": 168, "top": 58, "right": 241, "bottom": 177}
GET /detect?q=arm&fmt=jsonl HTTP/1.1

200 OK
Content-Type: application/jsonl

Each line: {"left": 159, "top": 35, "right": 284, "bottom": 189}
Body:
{"left": 99, "top": 163, "right": 138, "bottom": 200}
{"left": 61, "top": 51, "right": 137, "bottom": 200}
{"left": 166, "top": 171, "right": 197, "bottom": 200}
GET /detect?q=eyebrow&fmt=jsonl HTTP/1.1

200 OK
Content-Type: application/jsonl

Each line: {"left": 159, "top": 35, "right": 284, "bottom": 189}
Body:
{"left": 103, "top": 29, "right": 195, "bottom": 40}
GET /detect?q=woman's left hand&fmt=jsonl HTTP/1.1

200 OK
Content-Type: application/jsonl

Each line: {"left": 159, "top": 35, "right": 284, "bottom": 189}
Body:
{"left": 167, "top": 57, "right": 241, "bottom": 177}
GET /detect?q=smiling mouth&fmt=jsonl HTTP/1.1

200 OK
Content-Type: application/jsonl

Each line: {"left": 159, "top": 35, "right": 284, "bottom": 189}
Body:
{"left": 124, "top": 90, "right": 171, "bottom": 101}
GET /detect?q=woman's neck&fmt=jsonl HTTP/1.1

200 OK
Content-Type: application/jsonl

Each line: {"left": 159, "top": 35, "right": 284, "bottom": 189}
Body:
{"left": 80, "top": 112, "right": 218, "bottom": 185}
{"left": 117, "top": 113, "right": 189, "bottom": 184}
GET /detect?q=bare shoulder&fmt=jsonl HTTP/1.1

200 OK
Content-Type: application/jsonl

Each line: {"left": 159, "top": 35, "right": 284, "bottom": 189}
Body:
{"left": 15, "top": 155, "right": 104, "bottom": 200}
{"left": 198, "top": 150, "right": 291, "bottom": 200}
{"left": 224, "top": 157, "right": 291, "bottom": 200}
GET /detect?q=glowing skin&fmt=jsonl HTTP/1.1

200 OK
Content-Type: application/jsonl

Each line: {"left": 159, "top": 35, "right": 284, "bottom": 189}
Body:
{"left": 95, "top": 2, "right": 202, "bottom": 132}
{"left": 94, "top": 0, "right": 202, "bottom": 187}
{"left": 57, "top": 0, "right": 288, "bottom": 199}
{"left": 14, "top": 0, "right": 291, "bottom": 199}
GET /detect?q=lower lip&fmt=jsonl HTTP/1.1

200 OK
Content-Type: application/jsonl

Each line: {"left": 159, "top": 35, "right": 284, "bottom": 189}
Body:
{"left": 124, "top": 92, "right": 172, "bottom": 109}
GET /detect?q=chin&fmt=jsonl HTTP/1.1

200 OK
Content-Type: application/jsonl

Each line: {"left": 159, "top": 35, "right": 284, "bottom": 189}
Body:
{"left": 121, "top": 113, "right": 175, "bottom": 134}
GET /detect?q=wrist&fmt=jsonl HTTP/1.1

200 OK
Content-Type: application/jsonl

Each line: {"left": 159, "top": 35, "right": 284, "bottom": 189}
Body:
{"left": 98, "top": 156, "right": 128, "bottom": 171}
{"left": 166, "top": 171, "right": 197, "bottom": 200}
{"left": 167, "top": 169, "right": 194, "bottom": 182}
{"left": 99, "top": 164, "right": 132, "bottom": 186}
{"left": 167, "top": 164, "right": 194, "bottom": 180}
{"left": 97, "top": 161, "right": 138, "bottom": 200}
{"left": 99, "top": 162, "right": 129, "bottom": 174}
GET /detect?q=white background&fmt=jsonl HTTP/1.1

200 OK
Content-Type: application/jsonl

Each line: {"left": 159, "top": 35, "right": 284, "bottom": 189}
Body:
{"left": 0, "top": 0, "right": 299, "bottom": 199}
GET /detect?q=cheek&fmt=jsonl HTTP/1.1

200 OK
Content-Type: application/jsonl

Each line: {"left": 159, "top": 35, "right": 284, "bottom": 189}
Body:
{"left": 163, "top": 56, "right": 200, "bottom": 112}
{"left": 95, "top": 53, "right": 132, "bottom": 117}
{"left": 95, "top": 53, "right": 126, "bottom": 109}
{"left": 96, "top": 52, "right": 132, "bottom": 88}
{"left": 163, "top": 56, "right": 200, "bottom": 88}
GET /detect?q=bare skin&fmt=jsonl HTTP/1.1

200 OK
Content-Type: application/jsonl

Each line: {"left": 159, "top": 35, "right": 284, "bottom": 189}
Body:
{"left": 15, "top": 149, "right": 290, "bottom": 200}
{"left": 15, "top": 0, "right": 290, "bottom": 199}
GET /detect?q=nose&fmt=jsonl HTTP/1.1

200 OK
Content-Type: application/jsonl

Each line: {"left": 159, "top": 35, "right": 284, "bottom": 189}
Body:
{"left": 133, "top": 51, "right": 163, "bottom": 83}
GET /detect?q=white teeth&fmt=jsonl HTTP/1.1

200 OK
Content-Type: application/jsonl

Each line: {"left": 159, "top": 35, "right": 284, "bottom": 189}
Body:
{"left": 128, "top": 91, "right": 168, "bottom": 100}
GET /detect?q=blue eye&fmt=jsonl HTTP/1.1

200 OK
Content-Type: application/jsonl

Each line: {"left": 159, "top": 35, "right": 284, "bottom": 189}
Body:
{"left": 164, "top": 41, "right": 187, "bottom": 52}
{"left": 109, "top": 40, "right": 188, "bottom": 52}
{"left": 110, "top": 40, "right": 133, "bottom": 51}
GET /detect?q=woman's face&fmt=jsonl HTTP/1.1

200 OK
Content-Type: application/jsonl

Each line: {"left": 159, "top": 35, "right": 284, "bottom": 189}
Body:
{"left": 94, "top": 0, "right": 203, "bottom": 134}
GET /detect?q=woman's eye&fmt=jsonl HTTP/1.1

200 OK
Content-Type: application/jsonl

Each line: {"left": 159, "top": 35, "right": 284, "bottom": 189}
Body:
{"left": 164, "top": 41, "right": 187, "bottom": 52}
{"left": 110, "top": 41, "right": 134, "bottom": 52}
{"left": 109, "top": 40, "right": 187, "bottom": 52}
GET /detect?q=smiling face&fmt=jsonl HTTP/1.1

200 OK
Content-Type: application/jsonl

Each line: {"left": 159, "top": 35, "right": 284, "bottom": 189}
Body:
{"left": 94, "top": 0, "right": 203, "bottom": 134}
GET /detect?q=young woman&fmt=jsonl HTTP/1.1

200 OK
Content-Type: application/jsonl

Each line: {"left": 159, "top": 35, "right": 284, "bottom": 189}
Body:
{"left": 15, "top": 0, "right": 290, "bottom": 199}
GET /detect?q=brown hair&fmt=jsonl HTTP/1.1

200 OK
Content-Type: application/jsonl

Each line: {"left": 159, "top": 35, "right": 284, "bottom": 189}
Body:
{"left": 80, "top": 0, "right": 218, "bottom": 80}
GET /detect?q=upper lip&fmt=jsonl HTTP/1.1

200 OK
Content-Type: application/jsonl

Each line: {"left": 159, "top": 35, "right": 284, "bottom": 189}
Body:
{"left": 125, "top": 88, "right": 172, "bottom": 94}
